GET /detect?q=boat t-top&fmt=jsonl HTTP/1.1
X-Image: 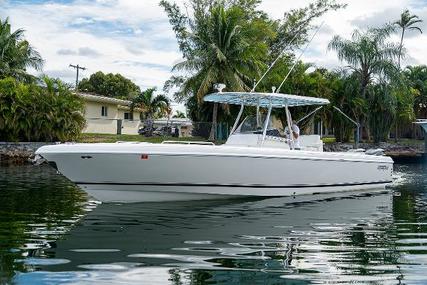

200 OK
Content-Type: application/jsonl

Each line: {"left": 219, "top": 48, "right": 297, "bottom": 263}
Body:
{"left": 36, "top": 90, "right": 393, "bottom": 202}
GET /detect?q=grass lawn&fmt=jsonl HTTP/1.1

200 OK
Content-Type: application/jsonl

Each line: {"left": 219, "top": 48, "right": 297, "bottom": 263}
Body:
{"left": 386, "top": 138, "right": 425, "bottom": 146}
{"left": 77, "top": 133, "right": 208, "bottom": 143}
{"left": 321, "top": 137, "right": 336, "bottom": 143}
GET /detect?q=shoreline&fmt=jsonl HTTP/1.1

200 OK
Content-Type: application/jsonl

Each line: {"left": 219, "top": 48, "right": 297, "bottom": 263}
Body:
{"left": 324, "top": 142, "right": 425, "bottom": 157}
{"left": 0, "top": 141, "right": 425, "bottom": 166}
{"left": 0, "top": 142, "right": 54, "bottom": 166}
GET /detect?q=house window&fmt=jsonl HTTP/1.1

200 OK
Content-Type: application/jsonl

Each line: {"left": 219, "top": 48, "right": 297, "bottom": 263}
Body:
{"left": 124, "top": 112, "right": 133, "bottom": 120}
{"left": 101, "top": 106, "right": 108, "bottom": 117}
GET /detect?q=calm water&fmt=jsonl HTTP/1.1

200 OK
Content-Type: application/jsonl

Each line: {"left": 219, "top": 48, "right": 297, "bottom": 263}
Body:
{"left": 1, "top": 164, "right": 427, "bottom": 284}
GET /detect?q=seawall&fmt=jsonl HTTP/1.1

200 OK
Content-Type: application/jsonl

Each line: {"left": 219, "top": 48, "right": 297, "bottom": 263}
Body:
{"left": 324, "top": 142, "right": 425, "bottom": 161}
{"left": 0, "top": 142, "right": 54, "bottom": 165}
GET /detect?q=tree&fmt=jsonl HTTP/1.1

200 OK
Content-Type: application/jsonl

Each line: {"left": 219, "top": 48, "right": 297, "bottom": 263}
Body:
{"left": 404, "top": 65, "right": 427, "bottom": 117}
{"left": 78, "top": 71, "right": 141, "bottom": 99}
{"left": 271, "top": 0, "right": 345, "bottom": 57}
{"left": 328, "top": 26, "right": 401, "bottom": 99}
{"left": 394, "top": 10, "right": 422, "bottom": 69}
{"left": 161, "top": 1, "right": 271, "bottom": 141}
{"left": 0, "top": 76, "right": 85, "bottom": 142}
{"left": 131, "top": 88, "right": 170, "bottom": 136}
{"left": 162, "top": 0, "right": 345, "bottom": 141}
{"left": 0, "top": 17, "right": 43, "bottom": 81}
{"left": 328, "top": 71, "right": 367, "bottom": 142}
{"left": 328, "top": 26, "right": 403, "bottom": 141}
{"left": 367, "top": 83, "right": 397, "bottom": 143}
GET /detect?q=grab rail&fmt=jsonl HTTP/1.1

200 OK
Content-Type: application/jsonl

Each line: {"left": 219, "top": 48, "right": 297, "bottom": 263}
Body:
{"left": 161, "top": 141, "right": 215, "bottom": 146}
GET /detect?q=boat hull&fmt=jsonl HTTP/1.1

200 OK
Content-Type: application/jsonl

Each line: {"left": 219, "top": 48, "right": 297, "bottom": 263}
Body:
{"left": 36, "top": 143, "right": 393, "bottom": 203}
{"left": 76, "top": 183, "right": 390, "bottom": 203}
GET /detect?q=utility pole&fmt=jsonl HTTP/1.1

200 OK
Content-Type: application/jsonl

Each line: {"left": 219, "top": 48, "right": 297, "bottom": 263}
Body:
{"left": 69, "top": 64, "right": 86, "bottom": 91}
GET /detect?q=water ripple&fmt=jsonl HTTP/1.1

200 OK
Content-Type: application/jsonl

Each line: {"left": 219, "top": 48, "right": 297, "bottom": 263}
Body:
{"left": 2, "top": 164, "right": 427, "bottom": 284}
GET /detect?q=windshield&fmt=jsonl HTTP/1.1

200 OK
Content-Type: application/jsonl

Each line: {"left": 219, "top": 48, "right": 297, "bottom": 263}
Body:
{"left": 239, "top": 116, "right": 263, "bottom": 133}
{"left": 236, "top": 116, "right": 281, "bottom": 137}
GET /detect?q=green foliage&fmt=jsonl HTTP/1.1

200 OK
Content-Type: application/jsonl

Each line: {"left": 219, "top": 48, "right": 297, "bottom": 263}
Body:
{"left": 131, "top": 88, "right": 170, "bottom": 136}
{"left": 328, "top": 25, "right": 409, "bottom": 142}
{"left": 328, "top": 26, "right": 401, "bottom": 98}
{"left": 404, "top": 65, "right": 427, "bottom": 115}
{"left": 271, "top": 0, "right": 345, "bottom": 57}
{"left": 0, "top": 77, "right": 85, "bottom": 142}
{"left": 367, "top": 84, "right": 397, "bottom": 143}
{"left": 0, "top": 17, "right": 43, "bottom": 82}
{"left": 161, "top": 0, "right": 275, "bottom": 140}
{"left": 164, "top": 2, "right": 270, "bottom": 101}
{"left": 78, "top": 71, "right": 141, "bottom": 99}
{"left": 161, "top": 0, "right": 347, "bottom": 141}
{"left": 393, "top": 79, "right": 415, "bottom": 125}
{"left": 131, "top": 88, "right": 170, "bottom": 119}
{"left": 160, "top": 1, "right": 426, "bottom": 143}
{"left": 329, "top": 72, "right": 367, "bottom": 142}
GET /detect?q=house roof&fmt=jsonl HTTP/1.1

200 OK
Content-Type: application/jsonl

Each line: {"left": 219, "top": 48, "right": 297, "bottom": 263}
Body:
{"left": 77, "top": 92, "right": 132, "bottom": 106}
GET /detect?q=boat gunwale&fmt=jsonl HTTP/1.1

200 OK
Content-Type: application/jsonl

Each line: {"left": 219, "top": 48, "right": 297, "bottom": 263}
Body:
{"left": 36, "top": 150, "right": 393, "bottom": 164}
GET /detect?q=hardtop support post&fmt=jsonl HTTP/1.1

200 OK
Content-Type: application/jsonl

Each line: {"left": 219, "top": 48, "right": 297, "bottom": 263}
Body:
{"left": 261, "top": 100, "right": 273, "bottom": 145}
{"left": 285, "top": 105, "right": 295, "bottom": 150}
{"left": 230, "top": 103, "right": 245, "bottom": 135}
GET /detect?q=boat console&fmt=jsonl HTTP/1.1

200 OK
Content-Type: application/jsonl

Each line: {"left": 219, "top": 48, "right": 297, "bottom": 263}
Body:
{"left": 225, "top": 116, "right": 323, "bottom": 151}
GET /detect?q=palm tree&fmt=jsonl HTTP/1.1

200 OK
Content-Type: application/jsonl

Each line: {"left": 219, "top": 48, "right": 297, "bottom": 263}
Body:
{"left": 328, "top": 26, "right": 401, "bottom": 141}
{"left": 394, "top": 10, "right": 423, "bottom": 69}
{"left": 173, "top": 4, "right": 265, "bottom": 141}
{"left": 0, "top": 17, "right": 43, "bottom": 81}
{"left": 131, "top": 88, "right": 170, "bottom": 136}
{"left": 328, "top": 26, "right": 401, "bottom": 99}
{"left": 392, "top": 11, "right": 422, "bottom": 141}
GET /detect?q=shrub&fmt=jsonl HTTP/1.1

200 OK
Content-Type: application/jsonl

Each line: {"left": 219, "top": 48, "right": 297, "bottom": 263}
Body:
{"left": 0, "top": 77, "right": 85, "bottom": 142}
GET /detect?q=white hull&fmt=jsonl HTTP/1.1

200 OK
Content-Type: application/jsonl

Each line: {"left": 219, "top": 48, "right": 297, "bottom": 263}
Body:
{"left": 36, "top": 143, "right": 393, "bottom": 203}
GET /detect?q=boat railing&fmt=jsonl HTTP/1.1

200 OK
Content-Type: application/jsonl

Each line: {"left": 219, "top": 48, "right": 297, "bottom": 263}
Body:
{"left": 161, "top": 141, "right": 215, "bottom": 146}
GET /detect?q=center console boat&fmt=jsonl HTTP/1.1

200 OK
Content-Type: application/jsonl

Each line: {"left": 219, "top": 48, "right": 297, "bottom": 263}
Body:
{"left": 36, "top": 91, "right": 393, "bottom": 202}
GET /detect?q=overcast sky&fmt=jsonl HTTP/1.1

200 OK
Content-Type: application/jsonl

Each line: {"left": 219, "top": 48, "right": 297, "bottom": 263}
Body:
{"left": 2, "top": 0, "right": 427, "bottom": 110}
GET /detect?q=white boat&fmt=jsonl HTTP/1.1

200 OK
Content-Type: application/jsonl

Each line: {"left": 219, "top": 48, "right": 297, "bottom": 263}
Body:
{"left": 36, "top": 91, "right": 393, "bottom": 202}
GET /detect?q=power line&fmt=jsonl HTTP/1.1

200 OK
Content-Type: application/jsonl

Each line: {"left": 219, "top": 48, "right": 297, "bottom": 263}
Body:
{"left": 69, "top": 64, "right": 87, "bottom": 90}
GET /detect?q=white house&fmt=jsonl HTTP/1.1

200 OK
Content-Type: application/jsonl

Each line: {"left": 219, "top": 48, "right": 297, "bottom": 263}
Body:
{"left": 78, "top": 92, "right": 142, "bottom": 135}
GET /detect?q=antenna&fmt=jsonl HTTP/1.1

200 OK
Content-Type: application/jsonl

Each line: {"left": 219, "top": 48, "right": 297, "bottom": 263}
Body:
{"left": 251, "top": 30, "right": 301, "bottom": 92}
{"left": 276, "top": 22, "right": 324, "bottom": 93}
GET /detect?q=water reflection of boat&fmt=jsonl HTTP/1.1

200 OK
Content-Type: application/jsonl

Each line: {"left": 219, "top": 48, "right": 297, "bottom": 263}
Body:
{"left": 36, "top": 92, "right": 393, "bottom": 203}
{"left": 14, "top": 190, "right": 406, "bottom": 284}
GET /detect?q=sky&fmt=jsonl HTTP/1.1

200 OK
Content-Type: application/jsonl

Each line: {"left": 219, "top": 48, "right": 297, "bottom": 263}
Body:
{"left": 2, "top": 0, "right": 427, "bottom": 111}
